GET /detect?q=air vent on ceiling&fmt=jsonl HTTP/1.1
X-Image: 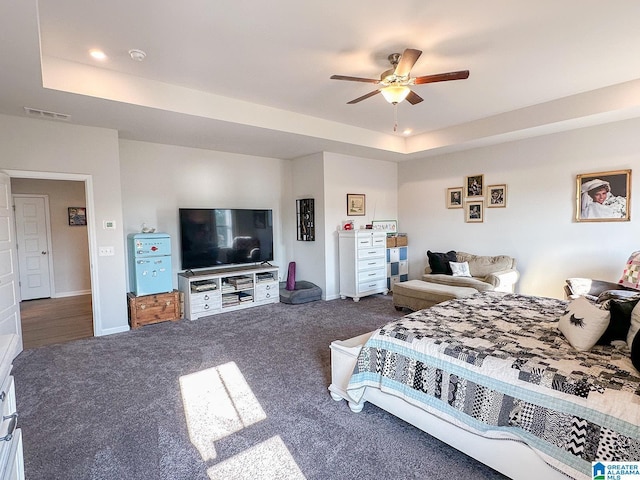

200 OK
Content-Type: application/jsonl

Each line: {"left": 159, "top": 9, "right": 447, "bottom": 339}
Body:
{"left": 24, "top": 107, "right": 71, "bottom": 121}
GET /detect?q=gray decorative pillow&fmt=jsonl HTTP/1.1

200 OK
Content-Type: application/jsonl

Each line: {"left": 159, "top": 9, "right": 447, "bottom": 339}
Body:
{"left": 558, "top": 297, "right": 610, "bottom": 351}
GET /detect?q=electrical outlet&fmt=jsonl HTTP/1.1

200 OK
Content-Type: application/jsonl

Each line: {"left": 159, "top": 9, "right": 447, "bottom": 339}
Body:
{"left": 98, "top": 246, "right": 115, "bottom": 256}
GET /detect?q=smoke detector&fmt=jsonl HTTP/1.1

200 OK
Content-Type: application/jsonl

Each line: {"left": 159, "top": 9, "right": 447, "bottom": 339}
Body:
{"left": 128, "top": 49, "right": 146, "bottom": 61}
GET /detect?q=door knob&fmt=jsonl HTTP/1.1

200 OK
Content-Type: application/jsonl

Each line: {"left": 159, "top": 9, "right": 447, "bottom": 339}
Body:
{"left": 41, "top": 251, "right": 47, "bottom": 255}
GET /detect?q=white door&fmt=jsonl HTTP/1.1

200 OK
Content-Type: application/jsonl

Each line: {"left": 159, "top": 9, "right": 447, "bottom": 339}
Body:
{"left": 0, "top": 173, "right": 23, "bottom": 353}
{"left": 14, "top": 196, "right": 52, "bottom": 300}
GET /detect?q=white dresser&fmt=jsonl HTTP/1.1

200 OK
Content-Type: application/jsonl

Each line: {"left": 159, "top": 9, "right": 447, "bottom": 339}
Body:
{"left": 338, "top": 230, "right": 388, "bottom": 301}
{"left": 0, "top": 335, "right": 23, "bottom": 480}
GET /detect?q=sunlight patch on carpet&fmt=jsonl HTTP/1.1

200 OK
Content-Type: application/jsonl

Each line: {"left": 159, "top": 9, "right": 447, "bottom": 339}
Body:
{"left": 207, "top": 435, "right": 306, "bottom": 480}
{"left": 180, "top": 362, "right": 266, "bottom": 461}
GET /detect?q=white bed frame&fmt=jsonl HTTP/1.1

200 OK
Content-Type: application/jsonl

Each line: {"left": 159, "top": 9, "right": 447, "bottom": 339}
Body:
{"left": 329, "top": 332, "right": 576, "bottom": 480}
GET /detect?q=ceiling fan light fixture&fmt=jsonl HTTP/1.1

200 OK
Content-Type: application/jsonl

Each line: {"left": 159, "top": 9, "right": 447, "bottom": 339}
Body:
{"left": 381, "top": 85, "right": 410, "bottom": 104}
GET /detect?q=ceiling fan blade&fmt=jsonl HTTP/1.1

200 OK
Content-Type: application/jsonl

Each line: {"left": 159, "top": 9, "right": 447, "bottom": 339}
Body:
{"left": 394, "top": 48, "right": 422, "bottom": 77}
{"left": 330, "top": 74, "right": 380, "bottom": 84}
{"left": 347, "top": 89, "right": 381, "bottom": 104}
{"left": 405, "top": 90, "right": 423, "bottom": 105}
{"left": 413, "top": 70, "right": 470, "bottom": 84}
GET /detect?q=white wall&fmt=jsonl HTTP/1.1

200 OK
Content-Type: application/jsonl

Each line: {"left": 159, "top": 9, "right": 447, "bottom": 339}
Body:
{"left": 0, "top": 113, "right": 128, "bottom": 335}
{"left": 399, "top": 117, "right": 640, "bottom": 299}
{"left": 11, "top": 178, "right": 91, "bottom": 296}
{"left": 290, "top": 153, "right": 326, "bottom": 295}
{"left": 119, "top": 140, "right": 291, "bottom": 287}
{"left": 324, "top": 153, "right": 398, "bottom": 299}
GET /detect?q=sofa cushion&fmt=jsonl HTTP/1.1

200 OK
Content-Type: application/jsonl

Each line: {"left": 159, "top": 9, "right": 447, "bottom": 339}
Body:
{"left": 427, "top": 250, "right": 457, "bottom": 275}
{"left": 421, "top": 273, "right": 495, "bottom": 292}
{"left": 456, "top": 251, "right": 515, "bottom": 278}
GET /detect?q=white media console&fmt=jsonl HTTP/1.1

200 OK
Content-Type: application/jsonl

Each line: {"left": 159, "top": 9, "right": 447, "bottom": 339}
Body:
{"left": 178, "top": 264, "right": 279, "bottom": 320}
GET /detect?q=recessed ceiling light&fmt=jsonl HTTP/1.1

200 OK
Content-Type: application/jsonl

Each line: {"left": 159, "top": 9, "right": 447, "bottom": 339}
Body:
{"left": 403, "top": 129, "right": 413, "bottom": 135}
{"left": 89, "top": 49, "right": 107, "bottom": 61}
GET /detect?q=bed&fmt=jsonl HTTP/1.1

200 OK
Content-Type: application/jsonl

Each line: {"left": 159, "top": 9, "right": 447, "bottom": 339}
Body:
{"left": 328, "top": 292, "right": 640, "bottom": 480}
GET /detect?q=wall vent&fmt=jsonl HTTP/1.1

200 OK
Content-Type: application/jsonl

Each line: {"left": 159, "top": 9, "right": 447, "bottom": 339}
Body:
{"left": 23, "top": 107, "right": 71, "bottom": 121}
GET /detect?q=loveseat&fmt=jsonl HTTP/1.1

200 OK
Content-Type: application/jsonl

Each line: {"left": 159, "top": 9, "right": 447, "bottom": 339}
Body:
{"left": 423, "top": 250, "right": 519, "bottom": 293}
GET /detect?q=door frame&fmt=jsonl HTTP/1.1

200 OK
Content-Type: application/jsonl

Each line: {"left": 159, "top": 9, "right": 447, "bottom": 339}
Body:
{"left": 4, "top": 170, "right": 100, "bottom": 337}
{"left": 13, "top": 194, "right": 56, "bottom": 300}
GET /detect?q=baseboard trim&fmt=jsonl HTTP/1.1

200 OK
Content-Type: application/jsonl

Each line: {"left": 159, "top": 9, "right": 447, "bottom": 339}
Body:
{"left": 54, "top": 290, "right": 92, "bottom": 298}
{"left": 95, "top": 325, "right": 130, "bottom": 337}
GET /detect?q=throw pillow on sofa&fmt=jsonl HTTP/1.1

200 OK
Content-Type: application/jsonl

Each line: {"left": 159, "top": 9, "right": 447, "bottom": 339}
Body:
{"left": 427, "top": 250, "right": 457, "bottom": 275}
{"left": 450, "top": 261, "right": 472, "bottom": 277}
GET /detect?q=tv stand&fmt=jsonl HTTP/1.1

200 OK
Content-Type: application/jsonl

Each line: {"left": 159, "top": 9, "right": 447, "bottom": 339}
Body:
{"left": 178, "top": 264, "right": 279, "bottom": 320}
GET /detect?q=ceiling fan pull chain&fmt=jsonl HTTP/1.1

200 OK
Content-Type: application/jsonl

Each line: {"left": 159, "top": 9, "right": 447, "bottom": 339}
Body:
{"left": 393, "top": 103, "right": 398, "bottom": 132}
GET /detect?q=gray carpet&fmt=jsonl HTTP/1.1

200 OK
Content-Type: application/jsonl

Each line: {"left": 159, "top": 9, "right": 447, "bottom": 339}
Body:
{"left": 13, "top": 294, "right": 507, "bottom": 480}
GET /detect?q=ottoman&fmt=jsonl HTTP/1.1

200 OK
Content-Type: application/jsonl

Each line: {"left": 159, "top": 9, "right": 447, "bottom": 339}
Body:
{"left": 392, "top": 280, "right": 477, "bottom": 311}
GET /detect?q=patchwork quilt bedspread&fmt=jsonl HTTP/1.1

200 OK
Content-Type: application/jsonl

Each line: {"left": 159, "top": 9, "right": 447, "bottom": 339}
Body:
{"left": 347, "top": 292, "right": 640, "bottom": 479}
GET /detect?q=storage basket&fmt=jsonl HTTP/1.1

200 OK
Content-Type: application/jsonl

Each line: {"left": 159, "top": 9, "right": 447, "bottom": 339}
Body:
{"left": 386, "top": 235, "right": 397, "bottom": 248}
{"left": 396, "top": 234, "right": 408, "bottom": 246}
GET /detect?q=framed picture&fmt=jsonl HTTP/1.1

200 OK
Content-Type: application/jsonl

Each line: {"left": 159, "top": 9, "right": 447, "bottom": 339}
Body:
{"left": 465, "top": 201, "right": 483, "bottom": 223}
{"left": 576, "top": 169, "right": 631, "bottom": 222}
{"left": 464, "top": 174, "right": 484, "bottom": 199}
{"left": 371, "top": 220, "right": 397, "bottom": 232}
{"left": 346, "top": 193, "right": 366, "bottom": 216}
{"left": 68, "top": 207, "right": 87, "bottom": 226}
{"left": 446, "top": 187, "right": 463, "bottom": 209}
{"left": 487, "top": 184, "right": 507, "bottom": 208}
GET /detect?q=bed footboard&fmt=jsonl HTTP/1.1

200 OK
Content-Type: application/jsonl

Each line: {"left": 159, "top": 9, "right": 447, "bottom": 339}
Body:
{"left": 328, "top": 331, "right": 373, "bottom": 412}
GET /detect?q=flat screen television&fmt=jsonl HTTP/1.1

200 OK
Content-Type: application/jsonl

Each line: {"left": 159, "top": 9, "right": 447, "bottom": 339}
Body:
{"left": 179, "top": 208, "right": 274, "bottom": 270}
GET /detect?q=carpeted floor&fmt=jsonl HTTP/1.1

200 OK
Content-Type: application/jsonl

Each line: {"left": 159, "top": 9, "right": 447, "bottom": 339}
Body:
{"left": 13, "top": 294, "right": 507, "bottom": 480}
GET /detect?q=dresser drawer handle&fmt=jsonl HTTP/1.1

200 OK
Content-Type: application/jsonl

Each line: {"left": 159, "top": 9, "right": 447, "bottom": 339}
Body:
{"left": 204, "top": 295, "right": 210, "bottom": 300}
{"left": 0, "top": 413, "right": 17, "bottom": 442}
{"left": 0, "top": 391, "right": 5, "bottom": 402}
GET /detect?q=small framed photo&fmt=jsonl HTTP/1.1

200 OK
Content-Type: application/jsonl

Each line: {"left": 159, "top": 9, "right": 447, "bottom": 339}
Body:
{"left": 346, "top": 193, "right": 366, "bottom": 216}
{"left": 464, "top": 174, "right": 484, "bottom": 200}
{"left": 465, "top": 201, "right": 484, "bottom": 223}
{"left": 371, "top": 220, "right": 397, "bottom": 232}
{"left": 446, "top": 187, "right": 463, "bottom": 209}
{"left": 68, "top": 207, "right": 87, "bottom": 226}
{"left": 576, "top": 169, "right": 631, "bottom": 222}
{"left": 487, "top": 184, "right": 507, "bottom": 208}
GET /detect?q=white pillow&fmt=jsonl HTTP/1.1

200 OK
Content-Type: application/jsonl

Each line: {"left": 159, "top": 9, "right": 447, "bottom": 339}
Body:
{"left": 558, "top": 296, "right": 610, "bottom": 351}
{"left": 450, "top": 261, "right": 471, "bottom": 277}
{"left": 626, "top": 301, "right": 640, "bottom": 348}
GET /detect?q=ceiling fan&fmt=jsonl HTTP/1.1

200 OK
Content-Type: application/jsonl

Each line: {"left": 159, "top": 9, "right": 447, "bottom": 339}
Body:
{"left": 330, "top": 48, "right": 469, "bottom": 106}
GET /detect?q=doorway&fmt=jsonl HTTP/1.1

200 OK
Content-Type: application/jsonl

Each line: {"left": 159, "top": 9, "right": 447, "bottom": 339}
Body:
{"left": 13, "top": 195, "right": 55, "bottom": 300}
{"left": 11, "top": 177, "right": 94, "bottom": 348}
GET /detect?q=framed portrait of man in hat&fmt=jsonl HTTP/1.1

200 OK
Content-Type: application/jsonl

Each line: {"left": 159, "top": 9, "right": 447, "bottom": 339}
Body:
{"left": 576, "top": 169, "right": 631, "bottom": 222}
